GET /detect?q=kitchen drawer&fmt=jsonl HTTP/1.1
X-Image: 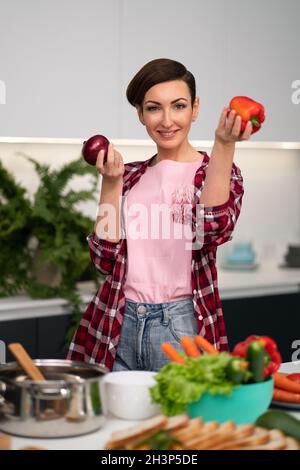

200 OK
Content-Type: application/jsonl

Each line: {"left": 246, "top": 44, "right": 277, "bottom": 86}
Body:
{"left": 0, "top": 314, "right": 71, "bottom": 362}
{"left": 37, "top": 314, "right": 71, "bottom": 359}
{"left": 0, "top": 318, "right": 37, "bottom": 362}
{"left": 222, "top": 293, "right": 300, "bottom": 362}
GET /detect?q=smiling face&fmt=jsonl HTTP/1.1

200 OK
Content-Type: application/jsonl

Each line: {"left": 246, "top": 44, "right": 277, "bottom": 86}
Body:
{"left": 137, "top": 80, "right": 199, "bottom": 154}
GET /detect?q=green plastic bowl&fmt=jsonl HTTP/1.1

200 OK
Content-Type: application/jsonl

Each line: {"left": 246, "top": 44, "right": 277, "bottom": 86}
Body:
{"left": 187, "top": 377, "right": 274, "bottom": 425}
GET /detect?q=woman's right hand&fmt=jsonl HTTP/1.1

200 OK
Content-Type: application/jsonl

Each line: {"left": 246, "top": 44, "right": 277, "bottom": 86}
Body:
{"left": 96, "top": 142, "right": 125, "bottom": 183}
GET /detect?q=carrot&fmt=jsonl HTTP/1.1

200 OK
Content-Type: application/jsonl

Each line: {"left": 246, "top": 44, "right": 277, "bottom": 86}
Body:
{"left": 273, "top": 387, "right": 300, "bottom": 404}
{"left": 274, "top": 372, "right": 300, "bottom": 394}
{"left": 180, "top": 336, "right": 201, "bottom": 358}
{"left": 194, "top": 335, "right": 218, "bottom": 354}
{"left": 161, "top": 343, "right": 186, "bottom": 365}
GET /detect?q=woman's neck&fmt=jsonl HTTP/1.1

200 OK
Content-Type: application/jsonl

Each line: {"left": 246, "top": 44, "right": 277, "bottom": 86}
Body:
{"left": 154, "top": 145, "right": 201, "bottom": 164}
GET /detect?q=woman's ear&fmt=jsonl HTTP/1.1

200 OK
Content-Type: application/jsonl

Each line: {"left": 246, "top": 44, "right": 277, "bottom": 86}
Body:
{"left": 136, "top": 105, "right": 145, "bottom": 125}
{"left": 192, "top": 97, "right": 200, "bottom": 121}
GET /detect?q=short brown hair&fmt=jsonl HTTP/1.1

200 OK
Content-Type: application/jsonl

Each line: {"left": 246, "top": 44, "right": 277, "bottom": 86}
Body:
{"left": 126, "top": 58, "right": 196, "bottom": 109}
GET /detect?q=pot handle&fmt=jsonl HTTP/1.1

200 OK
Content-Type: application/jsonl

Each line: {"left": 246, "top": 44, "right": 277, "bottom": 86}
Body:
{"left": 0, "top": 381, "right": 12, "bottom": 413}
{"left": 0, "top": 340, "right": 5, "bottom": 363}
{"left": 0, "top": 381, "right": 5, "bottom": 406}
{"left": 30, "top": 383, "right": 71, "bottom": 400}
{"left": 0, "top": 380, "right": 5, "bottom": 391}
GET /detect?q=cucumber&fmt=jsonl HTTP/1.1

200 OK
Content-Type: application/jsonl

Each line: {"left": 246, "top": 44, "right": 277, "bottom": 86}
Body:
{"left": 256, "top": 410, "right": 300, "bottom": 441}
{"left": 246, "top": 340, "right": 265, "bottom": 383}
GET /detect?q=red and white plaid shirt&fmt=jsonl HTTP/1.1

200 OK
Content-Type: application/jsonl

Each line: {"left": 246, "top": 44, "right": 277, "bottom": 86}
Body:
{"left": 67, "top": 152, "right": 244, "bottom": 370}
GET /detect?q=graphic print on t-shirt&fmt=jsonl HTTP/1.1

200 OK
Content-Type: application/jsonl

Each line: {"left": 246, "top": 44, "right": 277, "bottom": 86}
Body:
{"left": 169, "top": 184, "right": 194, "bottom": 225}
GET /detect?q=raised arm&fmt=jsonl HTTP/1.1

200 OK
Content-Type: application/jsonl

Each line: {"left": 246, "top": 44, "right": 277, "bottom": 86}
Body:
{"left": 199, "top": 107, "right": 252, "bottom": 249}
{"left": 88, "top": 142, "right": 125, "bottom": 276}
{"left": 94, "top": 142, "right": 125, "bottom": 242}
{"left": 200, "top": 107, "right": 252, "bottom": 207}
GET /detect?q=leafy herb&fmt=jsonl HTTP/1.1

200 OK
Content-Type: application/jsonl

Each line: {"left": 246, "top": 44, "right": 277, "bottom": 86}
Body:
{"left": 134, "top": 431, "right": 179, "bottom": 450}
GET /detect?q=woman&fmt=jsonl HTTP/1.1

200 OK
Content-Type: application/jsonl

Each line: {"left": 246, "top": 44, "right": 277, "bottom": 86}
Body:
{"left": 67, "top": 58, "right": 252, "bottom": 371}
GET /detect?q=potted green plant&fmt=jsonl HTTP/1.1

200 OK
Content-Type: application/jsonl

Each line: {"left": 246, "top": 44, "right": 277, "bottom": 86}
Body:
{"left": 0, "top": 154, "right": 104, "bottom": 346}
{"left": 0, "top": 161, "right": 33, "bottom": 296}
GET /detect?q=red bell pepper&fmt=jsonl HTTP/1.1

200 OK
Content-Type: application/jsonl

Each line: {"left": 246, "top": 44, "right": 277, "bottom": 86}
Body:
{"left": 287, "top": 373, "right": 300, "bottom": 384}
{"left": 232, "top": 335, "right": 282, "bottom": 379}
{"left": 229, "top": 96, "right": 265, "bottom": 134}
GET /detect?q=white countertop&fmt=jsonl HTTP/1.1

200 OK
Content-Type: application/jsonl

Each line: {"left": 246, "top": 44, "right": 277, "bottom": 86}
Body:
{"left": 7, "top": 361, "right": 300, "bottom": 450}
{"left": 0, "top": 293, "right": 94, "bottom": 322}
{"left": 0, "top": 261, "right": 300, "bottom": 322}
{"left": 10, "top": 415, "right": 140, "bottom": 451}
{"left": 218, "top": 260, "right": 300, "bottom": 299}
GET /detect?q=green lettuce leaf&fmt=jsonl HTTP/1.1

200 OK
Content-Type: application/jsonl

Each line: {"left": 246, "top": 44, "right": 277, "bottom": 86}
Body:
{"left": 150, "top": 352, "right": 238, "bottom": 416}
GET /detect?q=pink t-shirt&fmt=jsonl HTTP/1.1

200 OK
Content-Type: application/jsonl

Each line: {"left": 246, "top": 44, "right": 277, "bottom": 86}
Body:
{"left": 123, "top": 156, "right": 203, "bottom": 303}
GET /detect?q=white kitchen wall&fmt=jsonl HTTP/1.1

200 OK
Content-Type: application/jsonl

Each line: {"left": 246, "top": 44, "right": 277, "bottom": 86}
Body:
{"left": 0, "top": 0, "right": 299, "bottom": 141}
{"left": 1, "top": 139, "right": 299, "bottom": 266}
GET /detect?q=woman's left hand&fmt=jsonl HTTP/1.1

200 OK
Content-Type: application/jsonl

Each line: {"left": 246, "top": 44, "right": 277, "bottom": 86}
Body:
{"left": 215, "top": 107, "right": 252, "bottom": 145}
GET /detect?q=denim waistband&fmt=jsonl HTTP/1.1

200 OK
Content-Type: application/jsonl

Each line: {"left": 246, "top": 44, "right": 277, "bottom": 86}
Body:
{"left": 125, "top": 296, "right": 193, "bottom": 313}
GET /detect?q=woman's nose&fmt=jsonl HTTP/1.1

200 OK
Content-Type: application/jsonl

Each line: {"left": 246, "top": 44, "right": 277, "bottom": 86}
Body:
{"left": 160, "top": 110, "right": 173, "bottom": 128}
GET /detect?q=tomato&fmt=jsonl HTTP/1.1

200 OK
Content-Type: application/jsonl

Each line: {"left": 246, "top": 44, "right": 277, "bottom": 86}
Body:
{"left": 286, "top": 373, "right": 300, "bottom": 384}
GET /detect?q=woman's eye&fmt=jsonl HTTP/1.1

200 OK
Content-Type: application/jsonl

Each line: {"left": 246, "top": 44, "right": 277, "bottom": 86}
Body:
{"left": 146, "top": 104, "right": 186, "bottom": 111}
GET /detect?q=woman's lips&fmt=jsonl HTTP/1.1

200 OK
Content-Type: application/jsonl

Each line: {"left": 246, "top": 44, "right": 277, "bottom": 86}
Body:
{"left": 157, "top": 130, "right": 179, "bottom": 139}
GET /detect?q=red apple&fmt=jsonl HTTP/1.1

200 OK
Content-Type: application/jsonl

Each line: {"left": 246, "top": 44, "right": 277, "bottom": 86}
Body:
{"left": 82, "top": 134, "right": 109, "bottom": 165}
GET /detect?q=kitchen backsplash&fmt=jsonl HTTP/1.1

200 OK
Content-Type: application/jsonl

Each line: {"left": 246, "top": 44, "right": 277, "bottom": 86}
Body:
{"left": 1, "top": 139, "right": 300, "bottom": 265}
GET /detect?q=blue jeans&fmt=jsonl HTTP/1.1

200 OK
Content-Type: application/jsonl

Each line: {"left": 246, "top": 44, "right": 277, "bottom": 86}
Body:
{"left": 112, "top": 297, "right": 198, "bottom": 372}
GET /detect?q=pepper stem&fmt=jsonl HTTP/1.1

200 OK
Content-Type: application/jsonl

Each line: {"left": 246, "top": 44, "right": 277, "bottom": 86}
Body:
{"left": 251, "top": 117, "right": 259, "bottom": 127}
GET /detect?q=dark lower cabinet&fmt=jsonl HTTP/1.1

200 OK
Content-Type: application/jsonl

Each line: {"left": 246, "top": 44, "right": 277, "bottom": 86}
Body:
{"left": 37, "top": 315, "right": 71, "bottom": 359}
{"left": 0, "top": 318, "right": 37, "bottom": 362}
{"left": 222, "top": 293, "right": 300, "bottom": 363}
{"left": 1, "top": 293, "right": 300, "bottom": 363}
{"left": 0, "top": 315, "right": 71, "bottom": 363}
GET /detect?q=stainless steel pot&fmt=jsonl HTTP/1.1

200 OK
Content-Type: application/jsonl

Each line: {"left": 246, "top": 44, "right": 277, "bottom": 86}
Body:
{"left": 0, "top": 359, "right": 108, "bottom": 438}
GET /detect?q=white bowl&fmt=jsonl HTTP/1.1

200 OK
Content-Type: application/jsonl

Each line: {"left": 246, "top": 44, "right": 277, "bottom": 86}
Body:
{"left": 100, "top": 371, "right": 160, "bottom": 420}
